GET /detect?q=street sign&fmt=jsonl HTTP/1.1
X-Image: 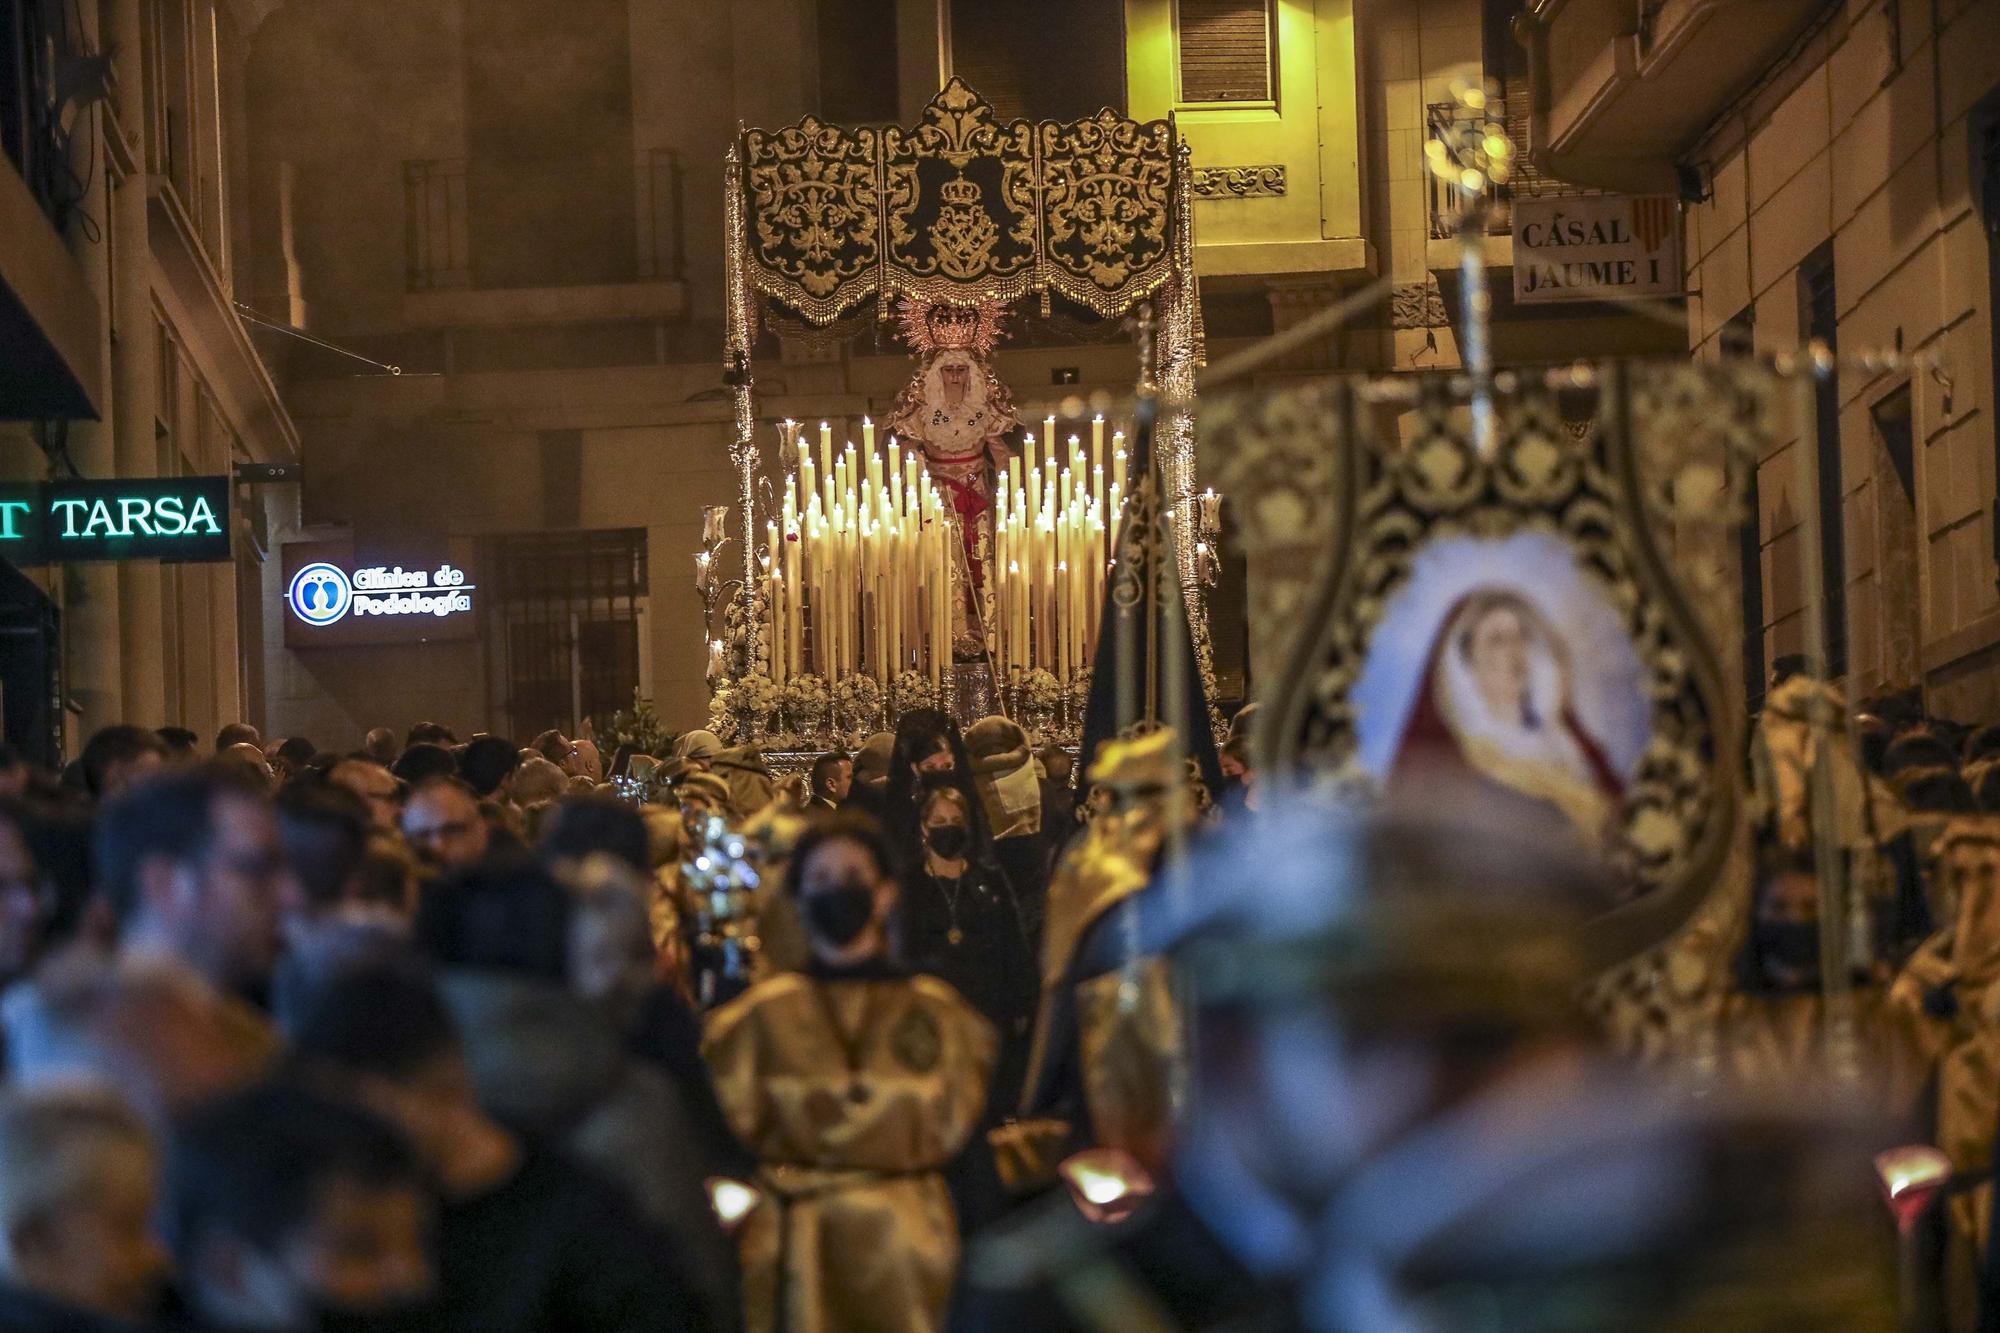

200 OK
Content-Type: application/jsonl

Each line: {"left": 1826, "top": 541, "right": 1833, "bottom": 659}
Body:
{"left": 1512, "top": 195, "right": 1681, "bottom": 305}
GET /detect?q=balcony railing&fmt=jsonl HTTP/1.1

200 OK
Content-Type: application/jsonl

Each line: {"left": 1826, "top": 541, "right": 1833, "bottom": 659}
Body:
{"left": 1426, "top": 97, "right": 1604, "bottom": 241}
{"left": 403, "top": 149, "right": 686, "bottom": 293}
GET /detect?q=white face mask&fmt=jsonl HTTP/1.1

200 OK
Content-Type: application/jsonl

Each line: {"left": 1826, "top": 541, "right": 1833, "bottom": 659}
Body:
{"left": 983, "top": 761, "right": 1044, "bottom": 837}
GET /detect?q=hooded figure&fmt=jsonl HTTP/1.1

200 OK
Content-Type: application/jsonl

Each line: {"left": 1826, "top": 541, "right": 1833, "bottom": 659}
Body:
{"left": 964, "top": 716, "right": 1074, "bottom": 941}
{"left": 842, "top": 732, "right": 897, "bottom": 825}
{"left": 1892, "top": 816, "right": 2000, "bottom": 1289}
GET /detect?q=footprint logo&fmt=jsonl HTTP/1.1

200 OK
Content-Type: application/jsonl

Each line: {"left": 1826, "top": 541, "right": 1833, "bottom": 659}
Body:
{"left": 287, "top": 563, "right": 353, "bottom": 626}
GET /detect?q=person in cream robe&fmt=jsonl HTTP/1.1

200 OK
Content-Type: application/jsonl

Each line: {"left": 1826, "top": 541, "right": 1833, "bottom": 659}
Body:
{"left": 703, "top": 813, "right": 994, "bottom": 1333}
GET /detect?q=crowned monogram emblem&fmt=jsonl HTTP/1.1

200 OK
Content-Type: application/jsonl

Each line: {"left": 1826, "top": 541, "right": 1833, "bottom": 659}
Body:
{"left": 930, "top": 173, "right": 1000, "bottom": 281}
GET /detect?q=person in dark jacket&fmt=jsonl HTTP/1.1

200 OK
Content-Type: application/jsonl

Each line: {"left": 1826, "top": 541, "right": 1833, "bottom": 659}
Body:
{"left": 412, "top": 860, "right": 739, "bottom": 1329}
{"left": 288, "top": 953, "right": 718, "bottom": 1332}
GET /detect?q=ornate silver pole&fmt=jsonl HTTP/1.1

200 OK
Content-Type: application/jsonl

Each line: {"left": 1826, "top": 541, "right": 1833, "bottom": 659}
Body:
{"left": 1426, "top": 84, "right": 1512, "bottom": 459}
{"left": 1158, "top": 137, "right": 1218, "bottom": 728}
{"left": 722, "top": 141, "right": 760, "bottom": 700}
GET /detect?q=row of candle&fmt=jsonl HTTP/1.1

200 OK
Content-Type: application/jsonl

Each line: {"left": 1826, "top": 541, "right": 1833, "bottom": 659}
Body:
{"left": 759, "top": 414, "right": 1132, "bottom": 688}
{"left": 764, "top": 419, "right": 957, "bottom": 686}
{"left": 990, "top": 418, "right": 1128, "bottom": 679}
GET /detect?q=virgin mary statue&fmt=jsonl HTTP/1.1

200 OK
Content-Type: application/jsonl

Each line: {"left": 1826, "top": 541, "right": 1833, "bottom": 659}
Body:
{"left": 1387, "top": 587, "right": 1625, "bottom": 843}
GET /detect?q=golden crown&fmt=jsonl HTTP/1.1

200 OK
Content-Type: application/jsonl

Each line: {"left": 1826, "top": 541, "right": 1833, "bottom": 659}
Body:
{"left": 938, "top": 175, "right": 982, "bottom": 207}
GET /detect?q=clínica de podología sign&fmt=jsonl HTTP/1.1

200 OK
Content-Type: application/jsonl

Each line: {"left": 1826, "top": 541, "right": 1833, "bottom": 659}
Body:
{"left": 1512, "top": 196, "right": 1681, "bottom": 305}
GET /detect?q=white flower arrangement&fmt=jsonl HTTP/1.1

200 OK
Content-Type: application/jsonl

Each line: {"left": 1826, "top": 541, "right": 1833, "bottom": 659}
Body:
{"left": 891, "top": 670, "right": 937, "bottom": 718}
{"left": 831, "top": 675, "right": 883, "bottom": 736}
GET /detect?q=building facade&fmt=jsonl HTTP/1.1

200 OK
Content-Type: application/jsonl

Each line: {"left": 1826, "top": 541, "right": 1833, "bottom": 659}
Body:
{"left": 0, "top": 0, "right": 297, "bottom": 759}
{"left": 1525, "top": 0, "right": 2000, "bottom": 718}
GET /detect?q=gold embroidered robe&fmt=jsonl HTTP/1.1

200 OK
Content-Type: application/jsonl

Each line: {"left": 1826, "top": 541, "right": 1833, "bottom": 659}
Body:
{"left": 703, "top": 972, "right": 996, "bottom": 1333}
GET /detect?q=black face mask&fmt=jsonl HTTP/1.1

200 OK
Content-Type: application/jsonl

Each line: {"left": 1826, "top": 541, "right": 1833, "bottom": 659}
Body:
{"left": 925, "top": 825, "right": 971, "bottom": 859}
{"left": 1754, "top": 920, "right": 1822, "bottom": 981}
{"left": 803, "top": 883, "right": 877, "bottom": 947}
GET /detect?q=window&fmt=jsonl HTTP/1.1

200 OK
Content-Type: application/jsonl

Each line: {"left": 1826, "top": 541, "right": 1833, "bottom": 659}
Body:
{"left": 1799, "top": 245, "right": 1845, "bottom": 676}
{"left": 1979, "top": 91, "right": 2000, "bottom": 574}
{"left": 464, "top": 0, "right": 636, "bottom": 288}
{"left": 949, "top": 0, "right": 1125, "bottom": 122}
{"left": 1176, "top": 0, "right": 1274, "bottom": 105}
{"left": 484, "top": 529, "right": 649, "bottom": 740}
{"left": 1870, "top": 383, "right": 1919, "bottom": 688}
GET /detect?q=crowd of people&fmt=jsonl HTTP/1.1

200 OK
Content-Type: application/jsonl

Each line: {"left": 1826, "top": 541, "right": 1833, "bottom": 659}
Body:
{"left": 0, "top": 683, "right": 1972, "bottom": 1330}
{"left": 0, "top": 703, "right": 1260, "bottom": 1333}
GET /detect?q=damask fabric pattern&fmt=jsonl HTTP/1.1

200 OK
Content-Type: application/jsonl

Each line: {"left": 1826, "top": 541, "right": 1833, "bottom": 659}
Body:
{"left": 740, "top": 79, "right": 1178, "bottom": 325}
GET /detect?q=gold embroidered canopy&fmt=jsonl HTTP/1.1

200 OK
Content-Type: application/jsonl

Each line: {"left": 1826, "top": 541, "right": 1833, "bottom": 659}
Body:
{"left": 736, "top": 78, "right": 1182, "bottom": 325}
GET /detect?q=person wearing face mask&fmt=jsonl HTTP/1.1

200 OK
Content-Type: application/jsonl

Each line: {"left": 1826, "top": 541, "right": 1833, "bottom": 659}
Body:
{"left": 885, "top": 710, "right": 989, "bottom": 876}
{"left": 904, "top": 782, "right": 1035, "bottom": 1102}
{"left": 903, "top": 782, "right": 1036, "bottom": 1233}
{"left": 702, "top": 813, "right": 995, "bottom": 1333}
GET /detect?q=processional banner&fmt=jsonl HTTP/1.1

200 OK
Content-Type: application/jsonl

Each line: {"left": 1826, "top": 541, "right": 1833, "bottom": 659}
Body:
{"left": 1204, "top": 360, "right": 1782, "bottom": 1051}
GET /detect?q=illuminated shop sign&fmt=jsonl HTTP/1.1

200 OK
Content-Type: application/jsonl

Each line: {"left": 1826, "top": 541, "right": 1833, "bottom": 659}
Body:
{"left": 287, "top": 561, "right": 474, "bottom": 625}
{"left": 281, "top": 540, "right": 479, "bottom": 648}
{"left": 0, "top": 478, "right": 232, "bottom": 563}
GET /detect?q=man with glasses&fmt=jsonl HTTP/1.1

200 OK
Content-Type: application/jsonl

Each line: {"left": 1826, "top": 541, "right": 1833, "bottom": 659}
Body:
{"left": 400, "top": 778, "right": 490, "bottom": 875}
{"left": 94, "top": 764, "right": 290, "bottom": 1008}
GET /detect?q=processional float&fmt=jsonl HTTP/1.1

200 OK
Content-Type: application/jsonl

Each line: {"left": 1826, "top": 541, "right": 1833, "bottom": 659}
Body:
{"left": 706, "top": 79, "right": 1215, "bottom": 754}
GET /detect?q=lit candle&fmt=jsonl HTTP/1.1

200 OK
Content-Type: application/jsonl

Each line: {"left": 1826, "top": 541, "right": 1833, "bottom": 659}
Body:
{"left": 862, "top": 416, "right": 875, "bottom": 455}
{"left": 1092, "top": 463, "right": 1106, "bottom": 566}
{"left": 818, "top": 421, "right": 832, "bottom": 481}
{"left": 1027, "top": 437, "right": 1042, "bottom": 527}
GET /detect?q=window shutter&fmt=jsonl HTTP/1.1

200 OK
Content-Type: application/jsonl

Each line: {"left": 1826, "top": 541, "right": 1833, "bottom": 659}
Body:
{"left": 1177, "top": 0, "right": 1272, "bottom": 104}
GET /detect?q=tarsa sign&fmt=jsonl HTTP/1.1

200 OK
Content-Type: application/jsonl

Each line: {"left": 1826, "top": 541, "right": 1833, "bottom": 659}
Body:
{"left": 282, "top": 541, "right": 479, "bottom": 648}
{"left": 1512, "top": 196, "right": 1680, "bottom": 305}
{"left": 0, "top": 478, "right": 232, "bottom": 563}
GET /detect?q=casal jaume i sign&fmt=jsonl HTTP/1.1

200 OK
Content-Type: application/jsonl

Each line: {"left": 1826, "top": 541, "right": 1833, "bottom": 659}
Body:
{"left": 0, "top": 478, "right": 232, "bottom": 563}
{"left": 1512, "top": 196, "right": 1681, "bottom": 305}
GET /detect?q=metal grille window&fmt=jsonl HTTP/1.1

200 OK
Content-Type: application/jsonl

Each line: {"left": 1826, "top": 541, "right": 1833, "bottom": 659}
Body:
{"left": 1177, "top": 0, "right": 1273, "bottom": 104}
{"left": 484, "top": 529, "right": 649, "bottom": 741}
